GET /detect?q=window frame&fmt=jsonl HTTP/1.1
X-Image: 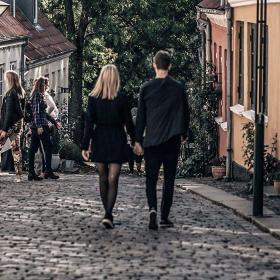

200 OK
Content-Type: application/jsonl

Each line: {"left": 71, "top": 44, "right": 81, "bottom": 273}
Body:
{"left": 237, "top": 22, "right": 244, "bottom": 105}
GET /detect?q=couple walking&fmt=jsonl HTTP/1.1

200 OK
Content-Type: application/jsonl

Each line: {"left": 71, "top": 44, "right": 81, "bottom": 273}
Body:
{"left": 82, "top": 50, "right": 190, "bottom": 230}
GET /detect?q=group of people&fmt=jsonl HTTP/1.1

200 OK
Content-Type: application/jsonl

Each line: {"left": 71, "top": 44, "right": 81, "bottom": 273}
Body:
{"left": 0, "top": 72, "right": 60, "bottom": 183}
{"left": 82, "top": 50, "right": 190, "bottom": 230}
{"left": 0, "top": 50, "right": 189, "bottom": 230}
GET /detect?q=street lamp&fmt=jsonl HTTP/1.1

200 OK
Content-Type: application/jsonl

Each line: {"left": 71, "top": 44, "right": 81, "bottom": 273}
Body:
{"left": 253, "top": 0, "right": 268, "bottom": 217}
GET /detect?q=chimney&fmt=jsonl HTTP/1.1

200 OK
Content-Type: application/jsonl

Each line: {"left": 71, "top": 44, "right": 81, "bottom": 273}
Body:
{"left": 17, "top": 0, "right": 38, "bottom": 24}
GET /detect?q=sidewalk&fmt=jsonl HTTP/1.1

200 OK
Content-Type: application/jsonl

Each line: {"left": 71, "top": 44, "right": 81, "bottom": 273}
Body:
{"left": 176, "top": 179, "right": 280, "bottom": 239}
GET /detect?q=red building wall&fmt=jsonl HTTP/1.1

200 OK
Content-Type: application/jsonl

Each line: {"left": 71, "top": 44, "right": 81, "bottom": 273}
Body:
{"left": 211, "top": 22, "right": 227, "bottom": 156}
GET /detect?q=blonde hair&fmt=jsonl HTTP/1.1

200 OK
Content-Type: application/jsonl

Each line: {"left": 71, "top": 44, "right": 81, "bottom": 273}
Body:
{"left": 91, "top": 64, "right": 120, "bottom": 100}
{"left": 4, "top": 70, "right": 25, "bottom": 98}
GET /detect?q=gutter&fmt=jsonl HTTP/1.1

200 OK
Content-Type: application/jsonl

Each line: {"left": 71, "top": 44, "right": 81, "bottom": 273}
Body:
{"left": 25, "top": 49, "right": 75, "bottom": 70}
{"left": 225, "top": 5, "right": 233, "bottom": 180}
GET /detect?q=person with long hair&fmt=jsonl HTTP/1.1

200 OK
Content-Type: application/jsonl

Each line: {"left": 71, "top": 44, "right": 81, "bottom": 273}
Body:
{"left": 82, "top": 64, "right": 135, "bottom": 229}
{"left": 0, "top": 70, "right": 25, "bottom": 182}
{"left": 28, "top": 77, "right": 59, "bottom": 181}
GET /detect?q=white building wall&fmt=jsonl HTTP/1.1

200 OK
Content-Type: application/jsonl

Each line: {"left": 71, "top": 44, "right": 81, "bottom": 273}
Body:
{"left": 0, "top": 43, "right": 23, "bottom": 105}
{"left": 24, "top": 55, "right": 70, "bottom": 109}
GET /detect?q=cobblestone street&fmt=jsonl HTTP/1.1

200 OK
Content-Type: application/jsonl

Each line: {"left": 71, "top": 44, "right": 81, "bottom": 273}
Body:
{"left": 0, "top": 173, "right": 280, "bottom": 280}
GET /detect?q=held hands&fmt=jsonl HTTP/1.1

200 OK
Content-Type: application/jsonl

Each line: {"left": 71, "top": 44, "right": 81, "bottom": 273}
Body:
{"left": 0, "top": 130, "right": 7, "bottom": 139}
{"left": 133, "top": 142, "right": 144, "bottom": 156}
{"left": 56, "top": 122, "right": 62, "bottom": 129}
{"left": 82, "top": 150, "right": 90, "bottom": 161}
{"left": 37, "top": 127, "right": 44, "bottom": 135}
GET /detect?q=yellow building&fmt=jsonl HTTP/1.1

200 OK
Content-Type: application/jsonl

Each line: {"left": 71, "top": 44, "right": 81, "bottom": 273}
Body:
{"left": 228, "top": 0, "right": 279, "bottom": 178}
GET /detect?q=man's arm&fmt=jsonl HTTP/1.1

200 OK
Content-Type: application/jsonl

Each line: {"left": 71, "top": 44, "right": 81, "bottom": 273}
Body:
{"left": 135, "top": 87, "right": 146, "bottom": 145}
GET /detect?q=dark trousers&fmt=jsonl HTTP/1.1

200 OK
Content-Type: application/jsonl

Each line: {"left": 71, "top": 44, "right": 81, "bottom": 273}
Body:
{"left": 144, "top": 135, "right": 181, "bottom": 220}
{"left": 29, "top": 127, "right": 53, "bottom": 174}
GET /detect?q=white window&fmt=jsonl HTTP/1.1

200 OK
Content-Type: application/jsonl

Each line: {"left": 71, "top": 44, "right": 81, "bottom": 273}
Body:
{"left": 0, "top": 64, "right": 5, "bottom": 106}
{"left": 10, "top": 61, "right": 17, "bottom": 71}
{"left": 51, "top": 71, "right": 56, "bottom": 91}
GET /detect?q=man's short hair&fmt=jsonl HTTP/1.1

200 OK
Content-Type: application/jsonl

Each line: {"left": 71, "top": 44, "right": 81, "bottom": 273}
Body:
{"left": 153, "top": 50, "right": 171, "bottom": 70}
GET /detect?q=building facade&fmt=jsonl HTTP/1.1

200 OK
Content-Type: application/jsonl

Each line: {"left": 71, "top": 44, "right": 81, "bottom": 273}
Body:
{"left": 228, "top": 0, "right": 279, "bottom": 177}
{"left": 197, "top": 0, "right": 228, "bottom": 157}
{"left": 0, "top": 0, "right": 75, "bottom": 108}
{"left": 0, "top": 1, "right": 29, "bottom": 106}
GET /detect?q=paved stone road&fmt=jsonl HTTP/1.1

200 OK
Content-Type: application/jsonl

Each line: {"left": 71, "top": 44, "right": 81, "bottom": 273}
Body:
{"left": 0, "top": 173, "right": 280, "bottom": 280}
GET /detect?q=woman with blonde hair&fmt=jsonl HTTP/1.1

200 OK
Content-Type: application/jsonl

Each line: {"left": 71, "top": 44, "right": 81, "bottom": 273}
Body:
{"left": 82, "top": 64, "right": 135, "bottom": 229}
{"left": 0, "top": 70, "right": 25, "bottom": 182}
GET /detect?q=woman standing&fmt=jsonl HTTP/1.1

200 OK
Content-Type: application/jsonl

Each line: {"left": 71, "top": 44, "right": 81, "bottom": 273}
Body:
{"left": 0, "top": 71, "right": 25, "bottom": 182}
{"left": 28, "top": 77, "right": 59, "bottom": 181}
{"left": 82, "top": 64, "right": 135, "bottom": 229}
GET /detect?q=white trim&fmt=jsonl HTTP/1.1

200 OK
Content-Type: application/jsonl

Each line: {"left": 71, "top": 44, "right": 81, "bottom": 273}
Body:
{"left": 230, "top": 104, "right": 244, "bottom": 116}
{"left": 228, "top": 0, "right": 280, "bottom": 7}
{"left": 206, "top": 13, "right": 227, "bottom": 28}
{"left": 242, "top": 109, "right": 269, "bottom": 124}
{"left": 0, "top": 40, "right": 26, "bottom": 48}
{"left": 242, "top": 109, "right": 255, "bottom": 122}
{"left": 221, "top": 122, "right": 228, "bottom": 131}
{"left": 215, "top": 116, "right": 223, "bottom": 124}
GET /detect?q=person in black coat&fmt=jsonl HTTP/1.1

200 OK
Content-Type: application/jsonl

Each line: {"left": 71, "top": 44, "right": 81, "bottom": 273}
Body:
{"left": 82, "top": 64, "right": 135, "bottom": 229}
{"left": 0, "top": 70, "right": 25, "bottom": 182}
{"left": 134, "top": 51, "right": 190, "bottom": 230}
{"left": 28, "top": 77, "right": 60, "bottom": 181}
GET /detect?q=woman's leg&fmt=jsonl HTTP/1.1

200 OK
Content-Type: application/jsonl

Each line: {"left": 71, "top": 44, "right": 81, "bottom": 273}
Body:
{"left": 96, "top": 163, "right": 109, "bottom": 212}
{"left": 106, "top": 163, "right": 121, "bottom": 216}
{"left": 11, "top": 136, "right": 22, "bottom": 179}
{"left": 28, "top": 130, "right": 40, "bottom": 175}
{"left": 39, "top": 127, "right": 53, "bottom": 172}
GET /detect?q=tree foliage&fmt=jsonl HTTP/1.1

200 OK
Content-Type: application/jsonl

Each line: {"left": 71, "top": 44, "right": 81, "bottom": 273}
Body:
{"left": 40, "top": 0, "right": 220, "bottom": 177}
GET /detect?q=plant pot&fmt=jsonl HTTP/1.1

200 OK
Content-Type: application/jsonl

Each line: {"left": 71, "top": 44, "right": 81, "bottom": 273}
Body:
{"left": 51, "top": 154, "right": 60, "bottom": 171}
{"left": 212, "top": 166, "right": 226, "bottom": 179}
{"left": 60, "top": 159, "right": 76, "bottom": 172}
{"left": 273, "top": 180, "right": 280, "bottom": 194}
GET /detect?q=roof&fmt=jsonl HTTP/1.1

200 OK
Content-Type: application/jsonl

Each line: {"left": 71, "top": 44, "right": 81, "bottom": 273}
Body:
{"left": 197, "top": 0, "right": 224, "bottom": 10}
{"left": 15, "top": 9, "right": 76, "bottom": 62}
{"left": 0, "top": 8, "right": 29, "bottom": 42}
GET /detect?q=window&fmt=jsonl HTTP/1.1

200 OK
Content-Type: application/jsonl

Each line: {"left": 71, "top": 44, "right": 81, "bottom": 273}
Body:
{"left": 10, "top": 61, "right": 17, "bottom": 71}
{"left": 237, "top": 22, "right": 244, "bottom": 104}
{"left": 250, "top": 24, "right": 268, "bottom": 114}
{"left": 250, "top": 24, "right": 257, "bottom": 109}
{"left": 264, "top": 26, "right": 268, "bottom": 115}
{"left": 51, "top": 71, "right": 56, "bottom": 92}
{"left": 0, "top": 64, "right": 5, "bottom": 106}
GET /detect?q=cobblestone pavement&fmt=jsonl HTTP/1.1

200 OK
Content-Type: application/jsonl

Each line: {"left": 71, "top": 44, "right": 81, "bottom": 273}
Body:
{"left": 0, "top": 173, "right": 280, "bottom": 280}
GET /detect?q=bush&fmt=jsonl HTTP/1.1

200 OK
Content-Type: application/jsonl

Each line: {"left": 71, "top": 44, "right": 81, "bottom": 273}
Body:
{"left": 59, "top": 140, "right": 83, "bottom": 162}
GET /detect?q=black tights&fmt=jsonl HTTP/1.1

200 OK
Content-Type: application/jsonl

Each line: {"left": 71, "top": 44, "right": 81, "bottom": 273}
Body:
{"left": 97, "top": 163, "right": 121, "bottom": 218}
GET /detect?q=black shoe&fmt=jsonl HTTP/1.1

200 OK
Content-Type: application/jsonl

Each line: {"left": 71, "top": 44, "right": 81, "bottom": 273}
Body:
{"left": 28, "top": 173, "right": 43, "bottom": 181}
{"left": 44, "top": 171, "right": 59, "bottom": 180}
{"left": 102, "top": 214, "right": 114, "bottom": 229}
{"left": 160, "top": 219, "right": 174, "bottom": 228}
{"left": 149, "top": 210, "right": 158, "bottom": 230}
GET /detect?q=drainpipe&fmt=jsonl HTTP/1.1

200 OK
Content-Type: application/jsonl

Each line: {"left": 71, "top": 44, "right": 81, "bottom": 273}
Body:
{"left": 12, "top": 0, "right": 15, "bottom": 17}
{"left": 225, "top": 5, "right": 233, "bottom": 180}
{"left": 206, "top": 20, "right": 212, "bottom": 67}
{"left": 20, "top": 39, "right": 28, "bottom": 87}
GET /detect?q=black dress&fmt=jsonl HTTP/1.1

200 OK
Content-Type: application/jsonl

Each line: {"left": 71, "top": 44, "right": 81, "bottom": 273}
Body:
{"left": 82, "top": 93, "right": 136, "bottom": 163}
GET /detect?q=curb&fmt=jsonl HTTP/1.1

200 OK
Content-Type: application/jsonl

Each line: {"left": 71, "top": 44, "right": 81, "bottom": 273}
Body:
{"left": 176, "top": 183, "right": 280, "bottom": 240}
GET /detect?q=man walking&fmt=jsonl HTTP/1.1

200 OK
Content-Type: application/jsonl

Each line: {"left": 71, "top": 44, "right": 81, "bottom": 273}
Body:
{"left": 134, "top": 50, "right": 190, "bottom": 230}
